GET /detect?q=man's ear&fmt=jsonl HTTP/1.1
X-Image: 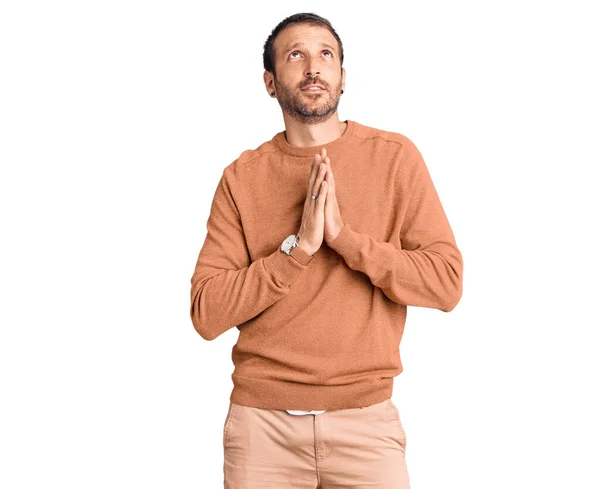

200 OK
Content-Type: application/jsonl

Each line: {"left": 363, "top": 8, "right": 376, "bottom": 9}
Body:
{"left": 264, "top": 70, "right": 274, "bottom": 93}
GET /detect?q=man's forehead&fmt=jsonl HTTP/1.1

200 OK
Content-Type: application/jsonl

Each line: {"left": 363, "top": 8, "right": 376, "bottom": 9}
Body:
{"left": 283, "top": 40, "right": 337, "bottom": 52}
{"left": 276, "top": 25, "right": 337, "bottom": 54}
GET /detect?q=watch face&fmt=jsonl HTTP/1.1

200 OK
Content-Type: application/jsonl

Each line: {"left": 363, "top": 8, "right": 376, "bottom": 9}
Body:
{"left": 281, "top": 234, "right": 297, "bottom": 252}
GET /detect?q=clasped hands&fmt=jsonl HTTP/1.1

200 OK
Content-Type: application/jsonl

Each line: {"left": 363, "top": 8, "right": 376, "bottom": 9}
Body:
{"left": 296, "top": 147, "right": 345, "bottom": 256}
{"left": 316, "top": 148, "right": 344, "bottom": 244}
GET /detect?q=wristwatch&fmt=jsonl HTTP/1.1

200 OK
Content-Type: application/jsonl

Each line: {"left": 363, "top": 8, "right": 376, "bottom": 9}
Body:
{"left": 280, "top": 233, "right": 314, "bottom": 266}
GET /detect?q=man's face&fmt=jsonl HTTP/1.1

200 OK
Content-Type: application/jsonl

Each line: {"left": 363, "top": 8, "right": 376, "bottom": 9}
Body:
{"left": 270, "top": 24, "right": 345, "bottom": 125}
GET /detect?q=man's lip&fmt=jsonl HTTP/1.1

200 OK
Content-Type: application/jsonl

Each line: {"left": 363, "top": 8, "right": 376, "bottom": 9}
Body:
{"left": 301, "top": 85, "right": 325, "bottom": 90}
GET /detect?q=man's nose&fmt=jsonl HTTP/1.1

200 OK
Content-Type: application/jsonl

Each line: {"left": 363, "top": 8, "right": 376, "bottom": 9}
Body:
{"left": 305, "top": 60, "right": 320, "bottom": 78}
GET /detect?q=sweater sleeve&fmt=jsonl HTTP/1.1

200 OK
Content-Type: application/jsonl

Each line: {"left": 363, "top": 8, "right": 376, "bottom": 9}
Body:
{"left": 327, "top": 140, "right": 463, "bottom": 312}
{"left": 190, "top": 166, "right": 310, "bottom": 341}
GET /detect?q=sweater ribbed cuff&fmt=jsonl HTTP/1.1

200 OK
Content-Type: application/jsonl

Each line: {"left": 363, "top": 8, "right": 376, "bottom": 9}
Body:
{"left": 326, "top": 222, "right": 361, "bottom": 265}
{"left": 261, "top": 246, "right": 309, "bottom": 287}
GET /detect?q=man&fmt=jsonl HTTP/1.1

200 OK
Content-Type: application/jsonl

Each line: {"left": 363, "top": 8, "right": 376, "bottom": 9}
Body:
{"left": 189, "top": 12, "right": 463, "bottom": 489}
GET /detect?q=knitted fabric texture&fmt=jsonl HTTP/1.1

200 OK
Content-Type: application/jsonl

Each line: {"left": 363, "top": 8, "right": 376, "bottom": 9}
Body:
{"left": 190, "top": 119, "right": 463, "bottom": 410}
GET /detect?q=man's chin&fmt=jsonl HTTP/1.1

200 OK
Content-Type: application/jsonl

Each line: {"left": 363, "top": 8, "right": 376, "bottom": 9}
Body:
{"left": 298, "top": 108, "right": 331, "bottom": 118}
{"left": 296, "top": 101, "right": 332, "bottom": 114}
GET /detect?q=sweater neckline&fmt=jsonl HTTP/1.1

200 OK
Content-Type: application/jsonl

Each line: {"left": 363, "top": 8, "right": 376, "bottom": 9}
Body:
{"left": 273, "top": 119, "right": 356, "bottom": 157}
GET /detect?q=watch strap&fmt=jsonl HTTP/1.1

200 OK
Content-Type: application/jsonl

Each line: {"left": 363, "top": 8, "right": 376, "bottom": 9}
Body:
{"left": 289, "top": 244, "right": 314, "bottom": 266}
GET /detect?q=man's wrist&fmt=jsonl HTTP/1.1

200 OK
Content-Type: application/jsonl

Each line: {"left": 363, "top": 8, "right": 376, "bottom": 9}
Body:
{"left": 296, "top": 241, "right": 315, "bottom": 256}
{"left": 296, "top": 233, "right": 315, "bottom": 256}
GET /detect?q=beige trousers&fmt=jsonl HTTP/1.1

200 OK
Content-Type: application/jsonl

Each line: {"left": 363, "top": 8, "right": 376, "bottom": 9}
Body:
{"left": 223, "top": 397, "right": 410, "bottom": 488}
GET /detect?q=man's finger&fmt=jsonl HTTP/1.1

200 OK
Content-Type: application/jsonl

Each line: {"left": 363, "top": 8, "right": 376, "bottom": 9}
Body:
{"left": 324, "top": 156, "right": 334, "bottom": 193}
{"left": 308, "top": 153, "right": 321, "bottom": 194}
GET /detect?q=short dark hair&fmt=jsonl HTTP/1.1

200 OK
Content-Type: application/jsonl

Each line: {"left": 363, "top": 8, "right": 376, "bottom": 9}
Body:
{"left": 263, "top": 13, "right": 344, "bottom": 79}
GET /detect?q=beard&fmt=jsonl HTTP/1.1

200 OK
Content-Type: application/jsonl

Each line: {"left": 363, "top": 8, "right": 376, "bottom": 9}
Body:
{"left": 274, "top": 77, "right": 343, "bottom": 125}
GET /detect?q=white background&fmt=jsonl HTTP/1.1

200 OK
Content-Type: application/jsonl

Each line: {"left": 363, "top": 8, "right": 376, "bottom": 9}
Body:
{"left": 1, "top": 1, "right": 599, "bottom": 488}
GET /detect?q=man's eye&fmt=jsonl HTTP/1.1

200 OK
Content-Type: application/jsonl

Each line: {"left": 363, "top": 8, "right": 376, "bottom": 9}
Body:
{"left": 289, "top": 50, "right": 333, "bottom": 59}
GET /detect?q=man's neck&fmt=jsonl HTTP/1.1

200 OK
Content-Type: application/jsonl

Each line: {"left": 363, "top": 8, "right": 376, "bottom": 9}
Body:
{"left": 282, "top": 116, "right": 347, "bottom": 148}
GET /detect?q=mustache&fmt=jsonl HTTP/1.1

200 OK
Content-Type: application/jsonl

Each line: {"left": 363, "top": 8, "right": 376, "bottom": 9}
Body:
{"left": 300, "top": 79, "right": 326, "bottom": 89}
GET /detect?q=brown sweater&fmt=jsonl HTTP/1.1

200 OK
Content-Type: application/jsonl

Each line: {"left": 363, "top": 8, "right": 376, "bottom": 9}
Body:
{"left": 189, "top": 119, "right": 463, "bottom": 410}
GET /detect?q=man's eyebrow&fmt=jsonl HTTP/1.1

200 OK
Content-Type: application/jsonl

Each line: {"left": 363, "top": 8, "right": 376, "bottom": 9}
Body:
{"left": 283, "top": 42, "right": 337, "bottom": 54}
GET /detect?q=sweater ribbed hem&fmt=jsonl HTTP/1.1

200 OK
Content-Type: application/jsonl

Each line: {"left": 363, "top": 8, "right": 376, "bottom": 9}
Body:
{"left": 229, "top": 375, "right": 394, "bottom": 410}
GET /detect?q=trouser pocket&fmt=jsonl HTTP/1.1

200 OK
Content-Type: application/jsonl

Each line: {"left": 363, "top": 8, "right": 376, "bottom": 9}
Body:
{"left": 387, "top": 398, "right": 407, "bottom": 453}
{"left": 223, "top": 402, "right": 236, "bottom": 447}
